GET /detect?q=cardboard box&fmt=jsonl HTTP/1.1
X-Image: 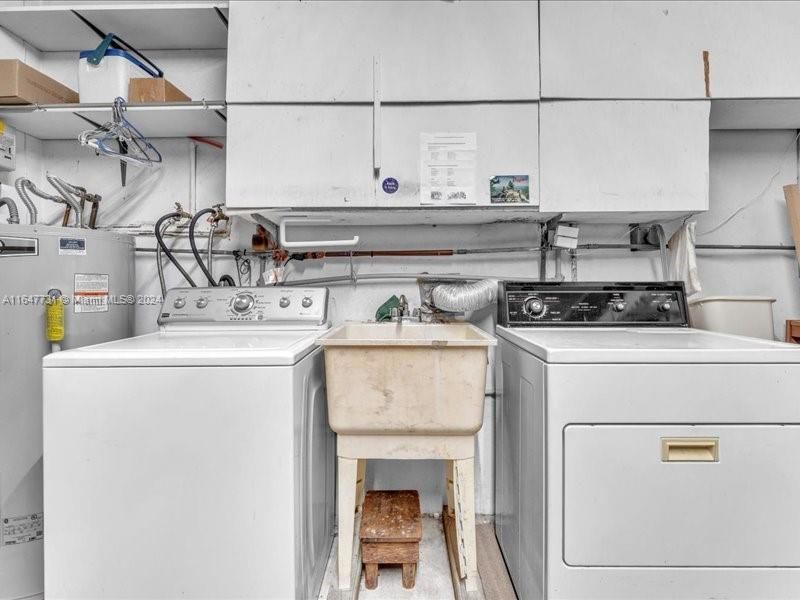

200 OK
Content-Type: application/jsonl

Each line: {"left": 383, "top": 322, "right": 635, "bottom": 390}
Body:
{"left": 0, "top": 60, "right": 79, "bottom": 105}
{"left": 128, "top": 78, "right": 190, "bottom": 103}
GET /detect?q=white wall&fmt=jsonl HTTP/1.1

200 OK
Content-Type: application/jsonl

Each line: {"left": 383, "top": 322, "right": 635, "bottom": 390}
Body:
{"left": 4, "top": 17, "right": 799, "bottom": 514}
{"left": 695, "top": 130, "right": 800, "bottom": 337}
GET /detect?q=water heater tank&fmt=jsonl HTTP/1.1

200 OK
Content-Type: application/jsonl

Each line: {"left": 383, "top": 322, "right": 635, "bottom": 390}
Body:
{"left": 0, "top": 224, "right": 135, "bottom": 600}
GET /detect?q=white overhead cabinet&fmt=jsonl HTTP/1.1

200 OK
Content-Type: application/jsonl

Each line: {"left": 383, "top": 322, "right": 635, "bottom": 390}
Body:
{"left": 226, "top": 105, "right": 375, "bottom": 208}
{"left": 225, "top": 0, "right": 540, "bottom": 210}
{"left": 378, "top": 104, "right": 538, "bottom": 207}
{"left": 539, "top": 101, "right": 710, "bottom": 214}
{"left": 227, "top": 103, "right": 538, "bottom": 209}
{"left": 226, "top": 0, "right": 539, "bottom": 103}
{"left": 541, "top": 1, "right": 800, "bottom": 99}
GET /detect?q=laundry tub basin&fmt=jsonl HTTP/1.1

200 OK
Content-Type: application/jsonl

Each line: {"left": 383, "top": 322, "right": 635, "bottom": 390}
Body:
{"left": 689, "top": 296, "right": 776, "bottom": 340}
{"left": 317, "top": 322, "right": 496, "bottom": 435}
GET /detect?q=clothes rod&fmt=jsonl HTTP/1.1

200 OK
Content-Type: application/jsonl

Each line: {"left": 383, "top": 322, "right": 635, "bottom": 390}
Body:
{"left": 134, "top": 243, "right": 797, "bottom": 257}
{"left": 578, "top": 243, "right": 797, "bottom": 252}
{"left": 695, "top": 244, "right": 796, "bottom": 251}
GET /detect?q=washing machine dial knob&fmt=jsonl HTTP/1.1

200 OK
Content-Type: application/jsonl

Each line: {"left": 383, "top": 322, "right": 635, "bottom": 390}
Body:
{"left": 279, "top": 297, "right": 291, "bottom": 308}
{"left": 301, "top": 296, "right": 313, "bottom": 308}
{"left": 612, "top": 301, "right": 626, "bottom": 313}
{"left": 173, "top": 297, "right": 186, "bottom": 309}
{"left": 232, "top": 293, "right": 255, "bottom": 314}
{"left": 523, "top": 296, "right": 545, "bottom": 316}
{"left": 658, "top": 301, "right": 672, "bottom": 313}
{"left": 196, "top": 298, "right": 208, "bottom": 309}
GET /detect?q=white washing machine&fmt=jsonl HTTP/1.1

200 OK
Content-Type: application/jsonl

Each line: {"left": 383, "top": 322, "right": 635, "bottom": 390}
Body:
{"left": 495, "top": 281, "right": 800, "bottom": 600}
{"left": 42, "top": 286, "right": 335, "bottom": 600}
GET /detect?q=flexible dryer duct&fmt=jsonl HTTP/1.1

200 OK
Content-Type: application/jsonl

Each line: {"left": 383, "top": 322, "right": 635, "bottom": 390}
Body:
{"left": 46, "top": 174, "right": 84, "bottom": 228}
{"left": 0, "top": 196, "right": 20, "bottom": 224}
{"left": 14, "top": 177, "right": 37, "bottom": 224}
{"left": 431, "top": 279, "right": 497, "bottom": 312}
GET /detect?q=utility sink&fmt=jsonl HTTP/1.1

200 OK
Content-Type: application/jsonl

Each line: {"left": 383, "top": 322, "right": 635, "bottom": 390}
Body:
{"left": 317, "top": 322, "right": 496, "bottom": 435}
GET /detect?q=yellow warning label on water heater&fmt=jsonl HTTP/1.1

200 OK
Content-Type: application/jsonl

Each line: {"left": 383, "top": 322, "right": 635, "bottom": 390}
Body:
{"left": 46, "top": 291, "right": 65, "bottom": 342}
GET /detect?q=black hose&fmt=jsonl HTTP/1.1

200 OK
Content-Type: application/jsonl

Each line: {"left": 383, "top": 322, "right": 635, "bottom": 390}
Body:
{"left": 218, "top": 275, "right": 236, "bottom": 286}
{"left": 189, "top": 208, "right": 218, "bottom": 286}
{"left": 155, "top": 212, "right": 197, "bottom": 287}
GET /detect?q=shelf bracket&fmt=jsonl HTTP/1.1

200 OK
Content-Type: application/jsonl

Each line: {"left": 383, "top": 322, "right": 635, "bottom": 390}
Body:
{"left": 539, "top": 213, "right": 563, "bottom": 281}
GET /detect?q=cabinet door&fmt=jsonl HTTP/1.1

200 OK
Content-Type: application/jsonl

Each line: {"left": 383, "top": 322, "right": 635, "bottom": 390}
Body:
{"left": 227, "top": 0, "right": 539, "bottom": 102}
{"left": 377, "top": 103, "right": 539, "bottom": 207}
{"left": 541, "top": 1, "right": 800, "bottom": 99}
{"left": 225, "top": 105, "right": 374, "bottom": 209}
{"left": 539, "top": 100, "right": 709, "bottom": 214}
{"left": 227, "top": 103, "right": 539, "bottom": 210}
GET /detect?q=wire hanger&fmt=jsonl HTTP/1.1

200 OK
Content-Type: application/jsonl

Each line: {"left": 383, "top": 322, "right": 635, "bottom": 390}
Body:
{"left": 79, "top": 97, "right": 163, "bottom": 168}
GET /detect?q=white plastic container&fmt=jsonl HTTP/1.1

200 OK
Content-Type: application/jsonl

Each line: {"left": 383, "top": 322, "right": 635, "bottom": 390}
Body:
{"left": 318, "top": 322, "right": 496, "bottom": 435}
{"left": 78, "top": 49, "right": 157, "bottom": 103}
{"left": 689, "top": 296, "right": 777, "bottom": 340}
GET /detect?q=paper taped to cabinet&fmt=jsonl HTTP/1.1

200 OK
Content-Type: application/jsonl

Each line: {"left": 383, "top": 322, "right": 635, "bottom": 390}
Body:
{"left": 420, "top": 132, "right": 476, "bottom": 205}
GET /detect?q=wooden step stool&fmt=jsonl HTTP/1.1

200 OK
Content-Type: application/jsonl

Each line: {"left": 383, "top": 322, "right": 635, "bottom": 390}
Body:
{"left": 359, "top": 490, "right": 422, "bottom": 590}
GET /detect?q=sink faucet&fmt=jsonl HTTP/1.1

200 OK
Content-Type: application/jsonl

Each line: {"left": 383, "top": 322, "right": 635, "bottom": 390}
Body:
{"left": 398, "top": 295, "right": 408, "bottom": 316}
{"left": 391, "top": 295, "right": 419, "bottom": 323}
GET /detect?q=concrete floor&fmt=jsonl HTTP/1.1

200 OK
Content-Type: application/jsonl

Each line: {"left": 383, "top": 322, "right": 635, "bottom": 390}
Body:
{"left": 318, "top": 516, "right": 456, "bottom": 600}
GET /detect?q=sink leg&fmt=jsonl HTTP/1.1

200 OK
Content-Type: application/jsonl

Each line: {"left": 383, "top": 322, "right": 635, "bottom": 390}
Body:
{"left": 338, "top": 456, "right": 359, "bottom": 590}
{"left": 356, "top": 459, "right": 367, "bottom": 509}
{"left": 453, "top": 457, "right": 479, "bottom": 592}
{"left": 445, "top": 460, "right": 456, "bottom": 518}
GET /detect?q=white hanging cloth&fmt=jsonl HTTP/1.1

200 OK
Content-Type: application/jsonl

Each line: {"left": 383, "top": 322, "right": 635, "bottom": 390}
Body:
{"left": 668, "top": 221, "right": 702, "bottom": 297}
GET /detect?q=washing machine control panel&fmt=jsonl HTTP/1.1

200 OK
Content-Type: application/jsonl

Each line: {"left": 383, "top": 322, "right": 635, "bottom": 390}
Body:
{"left": 158, "top": 287, "right": 328, "bottom": 326}
{"left": 499, "top": 282, "right": 689, "bottom": 327}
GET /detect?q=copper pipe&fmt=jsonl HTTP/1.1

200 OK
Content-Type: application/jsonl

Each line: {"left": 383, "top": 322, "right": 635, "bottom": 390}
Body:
{"left": 88, "top": 202, "right": 99, "bottom": 229}
{"left": 323, "top": 249, "right": 454, "bottom": 258}
{"left": 61, "top": 205, "right": 72, "bottom": 227}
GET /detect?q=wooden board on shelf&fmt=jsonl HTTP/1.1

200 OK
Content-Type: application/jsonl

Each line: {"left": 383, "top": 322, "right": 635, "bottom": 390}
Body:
{"left": 0, "top": 3, "right": 228, "bottom": 52}
{"left": 0, "top": 101, "right": 226, "bottom": 140}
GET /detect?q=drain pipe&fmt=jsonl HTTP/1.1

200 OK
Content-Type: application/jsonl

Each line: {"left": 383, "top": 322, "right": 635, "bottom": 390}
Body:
{"left": 0, "top": 196, "right": 20, "bottom": 224}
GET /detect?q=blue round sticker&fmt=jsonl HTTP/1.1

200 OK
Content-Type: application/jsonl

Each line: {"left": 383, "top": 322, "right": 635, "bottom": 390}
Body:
{"left": 382, "top": 177, "right": 399, "bottom": 194}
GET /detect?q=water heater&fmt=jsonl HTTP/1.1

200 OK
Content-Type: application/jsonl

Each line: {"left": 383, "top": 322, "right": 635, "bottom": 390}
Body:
{"left": 0, "top": 224, "right": 135, "bottom": 600}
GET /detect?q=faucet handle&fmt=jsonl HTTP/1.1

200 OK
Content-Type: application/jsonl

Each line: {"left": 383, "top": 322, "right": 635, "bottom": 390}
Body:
{"left": 398, "top": 294, "right": 409, "bottom": 315}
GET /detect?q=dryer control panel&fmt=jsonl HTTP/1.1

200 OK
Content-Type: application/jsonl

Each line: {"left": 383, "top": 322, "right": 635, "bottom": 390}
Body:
{"left": 158, "top": 287, "right": 328, "bottom": 327}
{"left": 498, "top": 282, "right": 688, "bottom": 327}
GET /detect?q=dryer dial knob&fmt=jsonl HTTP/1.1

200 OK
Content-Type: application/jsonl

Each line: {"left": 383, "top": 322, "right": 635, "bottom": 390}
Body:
{"left": 523, "top": 296, "right": 545, "bottom": 316}
{"left": 232, "top": 293, "right": 255, "bottom": 314}
{"left": 658, "top": 301, "right": 672, "bottom": 313}
{"left": 173, "top": 297, "right": 186, "bottom": 309}
{"left": 301, "top": 296, "right": 313, "bottom": 308}
{"left": 612, "top": 301, "right": 626, "bottom": 313}
{"left": 279, "top": 297, "right": 291, "bottom": 308}
{"left": 196, "top": 298, "right": 208, "bottom": 309}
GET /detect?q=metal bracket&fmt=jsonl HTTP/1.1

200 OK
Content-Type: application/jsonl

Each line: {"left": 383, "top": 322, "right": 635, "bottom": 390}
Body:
{"left": 539, "top": 213, "right": 563, "bottom": 281}
{"left": 629, "top": 223, "right": 661, "bottom": 250}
